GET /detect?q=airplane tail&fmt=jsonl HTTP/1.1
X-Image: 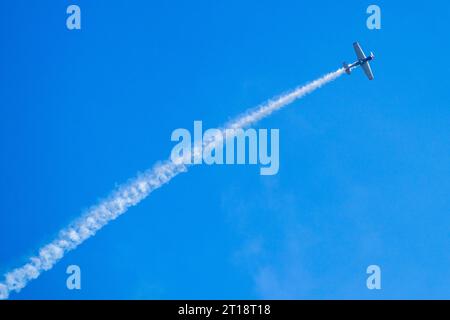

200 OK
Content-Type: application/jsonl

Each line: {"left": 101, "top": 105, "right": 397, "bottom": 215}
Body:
{"left": 343, "top": 62, "right": 351, "bottom": 75}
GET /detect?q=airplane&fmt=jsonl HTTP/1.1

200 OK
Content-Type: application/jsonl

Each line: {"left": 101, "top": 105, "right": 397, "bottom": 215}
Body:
{"left": 343, "top": 42, "right": 375, "bottom": 80}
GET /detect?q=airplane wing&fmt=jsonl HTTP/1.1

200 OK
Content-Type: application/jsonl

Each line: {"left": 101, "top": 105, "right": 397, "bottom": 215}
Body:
{"left": 353, "top": 42, "right": 366, "bottom": 60}
{"left": 361, "top": 61, "right": 374, "bottom": 80}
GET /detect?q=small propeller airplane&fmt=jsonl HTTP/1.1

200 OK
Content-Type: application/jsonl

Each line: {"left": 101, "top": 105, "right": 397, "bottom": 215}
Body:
{"left": 343, "top": 42, "right": 375, "bottom": 80}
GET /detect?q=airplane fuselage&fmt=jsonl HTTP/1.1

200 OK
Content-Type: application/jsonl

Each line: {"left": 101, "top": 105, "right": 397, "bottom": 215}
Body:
{"left": 348, "top": 55, "right": 373, "bottom": 69}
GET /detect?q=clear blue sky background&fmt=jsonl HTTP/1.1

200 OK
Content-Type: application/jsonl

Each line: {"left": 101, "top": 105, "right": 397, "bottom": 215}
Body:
{"left": 1, "top": 1, "right": 449, "bottom": 299}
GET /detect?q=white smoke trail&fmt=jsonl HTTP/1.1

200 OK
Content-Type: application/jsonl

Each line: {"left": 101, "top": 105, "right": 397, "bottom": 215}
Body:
{"left": 0, "top": 68, "right": 344, "bottom": 299}
{"left": 226, "top": 68, "right": 345, "bottom": 129}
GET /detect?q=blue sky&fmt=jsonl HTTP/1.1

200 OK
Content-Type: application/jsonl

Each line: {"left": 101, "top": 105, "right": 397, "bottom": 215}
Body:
{"left": 0, "top": 0, "right": 449, "bottom": 299}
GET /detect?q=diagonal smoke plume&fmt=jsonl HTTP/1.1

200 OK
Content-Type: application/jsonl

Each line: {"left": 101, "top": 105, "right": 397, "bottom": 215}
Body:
{"left": 0, "top": 68, "right": 344, "bottom": 299}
